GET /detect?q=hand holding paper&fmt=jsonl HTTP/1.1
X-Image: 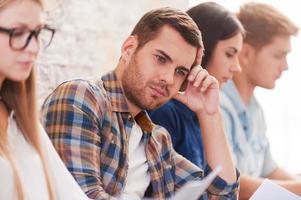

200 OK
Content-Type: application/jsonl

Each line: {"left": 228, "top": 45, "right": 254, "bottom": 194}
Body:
{"left": 172, "top": 165, "right": 222, "bottom": 200}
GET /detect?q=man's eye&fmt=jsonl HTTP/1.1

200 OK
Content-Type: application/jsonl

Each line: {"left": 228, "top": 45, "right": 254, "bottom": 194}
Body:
{"left": 155, "top": 55, "right": 166, "bottom": 64}
{"left": 175, "top": 68, "right": 188, "bottom": 77}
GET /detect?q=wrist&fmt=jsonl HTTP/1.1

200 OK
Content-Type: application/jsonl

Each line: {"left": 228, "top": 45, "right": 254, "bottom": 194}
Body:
{"left": 196, "top": 107, "right": 220, "bottom": 117}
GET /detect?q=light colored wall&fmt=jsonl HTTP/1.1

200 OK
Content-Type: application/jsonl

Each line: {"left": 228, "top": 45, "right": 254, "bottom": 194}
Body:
{"left": 37, "top": 0, "right": 188, "bottom": 106}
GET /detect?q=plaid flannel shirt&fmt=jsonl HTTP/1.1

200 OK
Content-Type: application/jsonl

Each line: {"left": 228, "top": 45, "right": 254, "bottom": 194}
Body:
{"left": 41, "top": 71, "right": 239, "bottom": 200}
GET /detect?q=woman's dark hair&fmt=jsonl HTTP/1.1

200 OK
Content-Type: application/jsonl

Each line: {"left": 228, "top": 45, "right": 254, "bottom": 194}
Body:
{"left": 187, "top": 2, "right": 245, "bottom": 68}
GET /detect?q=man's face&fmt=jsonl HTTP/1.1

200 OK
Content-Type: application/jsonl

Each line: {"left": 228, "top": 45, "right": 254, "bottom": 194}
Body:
{"left": 242, "top": 35, "right": 291, "bottom": 89}
{"left": 121, "top": 25, "right": 197, "bottom": 111}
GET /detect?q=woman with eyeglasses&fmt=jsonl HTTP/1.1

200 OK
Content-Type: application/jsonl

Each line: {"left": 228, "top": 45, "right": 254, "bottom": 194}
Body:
{"left": 0, "top": 0, "right": 89, "bottom": 199}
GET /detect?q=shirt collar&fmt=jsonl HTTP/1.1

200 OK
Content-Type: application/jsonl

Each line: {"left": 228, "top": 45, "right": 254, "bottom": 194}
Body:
{"left": 135, "top": 111, "right": 154, "bottom": 133}
{"left": 101, "top": 71, "right": 129, "bottom": 113}
{"left": 222, "top": 80, "right": 247, "bottom": 115}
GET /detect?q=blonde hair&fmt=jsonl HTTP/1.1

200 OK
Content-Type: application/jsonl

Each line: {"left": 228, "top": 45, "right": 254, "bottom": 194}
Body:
{"left": 0, "top": 0, "right": 55, "bottom": 199}
{"left": 237, "top": 2, "right": 299, "bottom": 50}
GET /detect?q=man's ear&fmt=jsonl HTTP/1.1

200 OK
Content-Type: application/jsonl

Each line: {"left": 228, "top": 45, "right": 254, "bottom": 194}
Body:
{"left": 121, "top": 35, "right": 138, "bottom": 62}
{"left": 239, "top": 43, "right": 256, "bottom": 67}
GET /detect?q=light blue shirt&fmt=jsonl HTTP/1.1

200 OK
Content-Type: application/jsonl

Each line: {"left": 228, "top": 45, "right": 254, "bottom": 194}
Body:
{"left": 220, "top": 80, "right": 277, "bottom": 177}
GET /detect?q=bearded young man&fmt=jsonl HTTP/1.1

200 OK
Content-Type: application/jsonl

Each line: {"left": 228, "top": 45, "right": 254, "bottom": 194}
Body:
{"left": 41, "top": 7, "right": 238, "bottom": 200}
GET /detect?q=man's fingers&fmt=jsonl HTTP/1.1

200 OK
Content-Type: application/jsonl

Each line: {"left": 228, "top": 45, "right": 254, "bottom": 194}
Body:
{"left": 194, "top": 48, "right": 203, "bottom": 65}
{"left": 188, "top": 65, "right": 208, "bottom": 87}
{"left": 200, "top": 75, "right": 219, "bottom": 92}
{"left": 187, "top": 65, "right": 219, "bottom": 92}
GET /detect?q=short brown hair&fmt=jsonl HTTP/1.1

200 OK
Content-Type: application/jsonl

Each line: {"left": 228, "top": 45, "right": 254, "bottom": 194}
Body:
{"left": 131, "top": 7, "right": 203, "bottom": 50}
{"left": 238, "top": 2, "right": 299, "bottom": 49}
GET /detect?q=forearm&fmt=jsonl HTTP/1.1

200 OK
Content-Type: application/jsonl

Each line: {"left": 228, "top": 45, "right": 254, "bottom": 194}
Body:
{"left": 240, "top": 173, "right": 301, "bottom": 199}
{"left": 274, "top": 181, "right": 301, "bottom": 196}
{"left": 267, "top": 167, "right": 300, "bottom": 180}
{"left": 268, "top": 167, "right": 301, "bottom": 195}
{"left": 239, "top": 175, "right": 263, "bottom": 200}
{"left": 197, "top": 109, "right": 236, "bottom": 183}
{"left": 173, "top": 150, "right": 239, "bottom": 199}
{"left": 76, "top": 179, "right": 117, "bottom": 200}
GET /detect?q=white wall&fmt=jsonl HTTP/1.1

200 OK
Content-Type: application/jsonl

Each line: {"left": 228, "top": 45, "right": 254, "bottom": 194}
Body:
{"left": 189, "top": 0, "right": 301, "bottom": 173}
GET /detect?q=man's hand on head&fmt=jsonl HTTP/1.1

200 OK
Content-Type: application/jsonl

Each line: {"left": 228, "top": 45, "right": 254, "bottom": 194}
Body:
{"left": 174, "top": 64, "right": 219, "bottom": 115}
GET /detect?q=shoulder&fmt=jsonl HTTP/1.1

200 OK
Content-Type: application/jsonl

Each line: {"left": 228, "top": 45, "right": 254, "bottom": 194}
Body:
{"left": 149, "top": 100, "right": 186, "bottom": 134}
{"left": 41, "top": 78, "right": 109, "bottom": 123}
{"left": 44, "top": 78, "right": 107, "bottom": 107}
{"left": 150, "top": 100, "right": 187, "bottom": 120}
{"left": 151, "top": 100, "right": 178, "bottom": 114}
{"left": 220, "top": 91, "right": 238, "bottom": 119}
{"left": 54, "top": 78, "right": 105, "bottom": 99}
{"left": 220, "top": 90, "right": 234, "bottom": 109}
{"left": 220, "top": 81, "right": 240, "bottom": 113}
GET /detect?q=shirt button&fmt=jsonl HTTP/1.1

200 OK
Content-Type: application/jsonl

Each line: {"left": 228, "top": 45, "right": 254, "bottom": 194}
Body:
{"left": 128, "top": 115, "right": 134, "bottom": 122}
{"left": 166, "top": 164, "right": 172, "bottom": 169}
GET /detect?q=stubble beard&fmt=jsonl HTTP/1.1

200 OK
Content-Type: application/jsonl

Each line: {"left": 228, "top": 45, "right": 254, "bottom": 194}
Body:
{"left": 122, "top": 55, "right": 165, "bottom": 111}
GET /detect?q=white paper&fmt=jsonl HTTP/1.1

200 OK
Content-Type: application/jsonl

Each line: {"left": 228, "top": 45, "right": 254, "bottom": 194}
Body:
{"left": 250, "top": 179, "right": 301, "bottom": 200}
{"left": 171, "top": 165, "right": 222, "bottom": 200}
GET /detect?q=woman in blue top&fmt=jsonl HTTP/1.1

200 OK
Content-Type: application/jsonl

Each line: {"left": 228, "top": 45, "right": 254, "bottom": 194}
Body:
{"left": 150, "top": 2, "right": 244, "bottom": 170}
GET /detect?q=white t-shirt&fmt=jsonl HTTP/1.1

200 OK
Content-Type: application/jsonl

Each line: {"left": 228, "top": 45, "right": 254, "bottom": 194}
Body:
{"left": 0, "top": 113, "right": 89, "bottom": 200}
{"left": 120, "top": 122, "right": 151, "bottom": 200}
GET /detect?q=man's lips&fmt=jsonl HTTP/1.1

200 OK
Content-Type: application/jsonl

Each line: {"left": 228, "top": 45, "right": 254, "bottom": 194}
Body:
{"left": 149, "top": 86, "right": 167, "bottom": 97}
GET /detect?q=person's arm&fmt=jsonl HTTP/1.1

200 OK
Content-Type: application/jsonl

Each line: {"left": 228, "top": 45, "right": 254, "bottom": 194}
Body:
{"left": 172, "top": 134, "right": 240, "bottom": 199}
{"left": 41, "top": 80, "right": 116, "bottom": 200}
{"left": 239, "top": 169, "right": 301, "bottom": 200}
{"left": 259, "top": 133, "right": 301, "bottom": 196}
{"left": 38, "top": 125, "right": 91, "bottom": 200}
{"left": 268, "top": 167, "right": 301, "bottom": 196}
{"left": 175, "top": 66, "right": 236, "bottom": 183}
{"left": 220, "top": 111, "right": 301, "bottom": 199}
{"left": 239, "top": 142, "right": 300, "bottom": 199}
{"left": 239, "top": 175, "right": 264, "bottom": 200}
{"left": 197, "top": 109, "right": 236, "bottom": 183}
{"left": 174, "top": 65, "right": 239, "bottom": 198}
{"left": 268, "top": 167, "right": 300, "bottom": 180}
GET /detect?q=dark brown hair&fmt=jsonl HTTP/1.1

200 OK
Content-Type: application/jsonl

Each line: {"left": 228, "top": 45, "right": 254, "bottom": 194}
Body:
{"left": 187, "top": 2, "right": 245, "bottom": 69}
{"left": 131, "top": 7, "right": 203, "bottom": 51}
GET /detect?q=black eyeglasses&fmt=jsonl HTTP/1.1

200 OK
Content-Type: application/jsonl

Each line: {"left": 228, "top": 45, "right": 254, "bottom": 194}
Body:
{"left": 0, "top": 25, "right": 55, "bottom": 50}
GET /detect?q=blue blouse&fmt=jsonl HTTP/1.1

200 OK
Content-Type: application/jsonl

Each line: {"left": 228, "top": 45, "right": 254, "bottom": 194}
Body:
{"left": 149, "top": 99, "right": 205, "bottom": 168}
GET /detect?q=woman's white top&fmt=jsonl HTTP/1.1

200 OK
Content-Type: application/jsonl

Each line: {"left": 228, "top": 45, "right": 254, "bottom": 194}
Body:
{"left": 0, "top": 113, "right": 89, "bottom": 200}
